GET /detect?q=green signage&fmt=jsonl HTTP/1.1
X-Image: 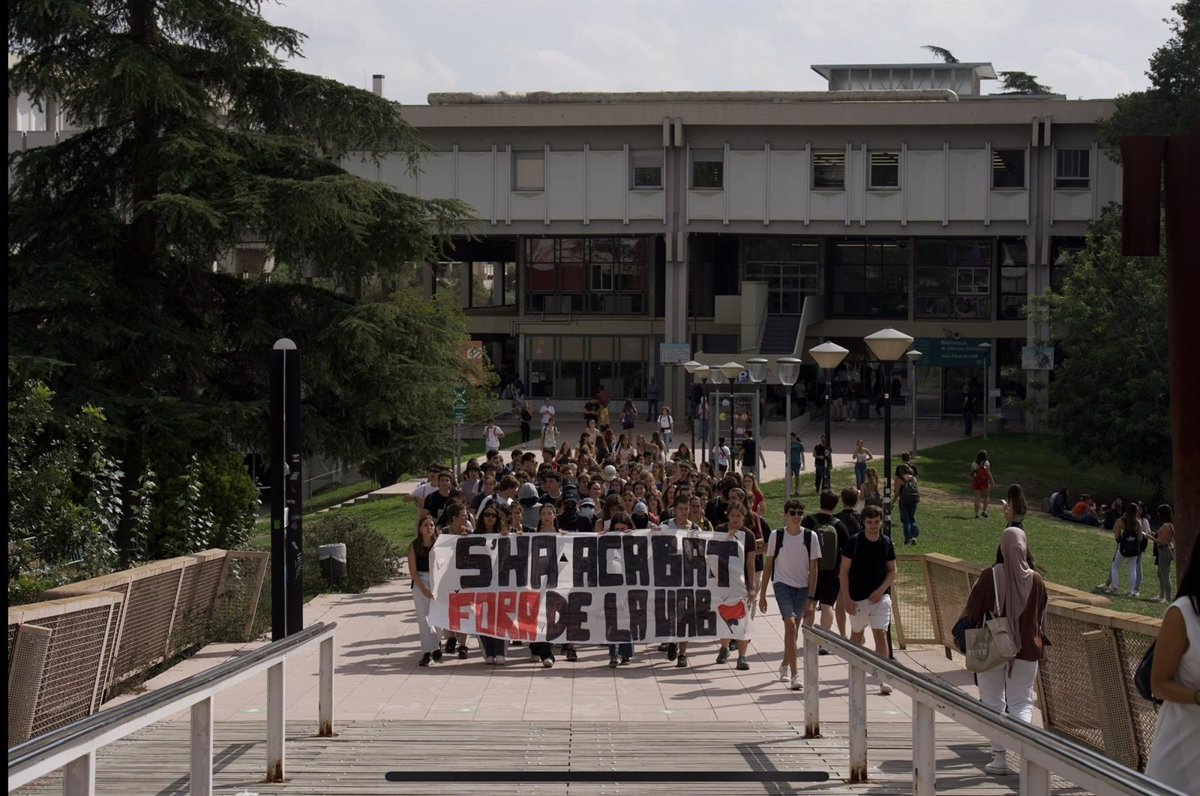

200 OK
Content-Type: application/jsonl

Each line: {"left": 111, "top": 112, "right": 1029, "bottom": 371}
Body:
{"left": 452, "top": 387, "right": 468, "bottom": 422}
{"left": 913, "top": 338, "right": 990, "bottom": 368}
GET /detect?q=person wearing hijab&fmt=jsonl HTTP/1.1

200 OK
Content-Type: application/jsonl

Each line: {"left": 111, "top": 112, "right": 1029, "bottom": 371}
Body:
{"left": 958, "top": 526, "right": 1049, "bottom": 776}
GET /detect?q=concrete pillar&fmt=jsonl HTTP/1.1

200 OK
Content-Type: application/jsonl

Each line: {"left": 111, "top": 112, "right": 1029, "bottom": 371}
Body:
{"left": 8, "top": 93, "right": 18, "bottom": 131}
{"left": 372, "top": 74, "right": 384, "bottom": 97}
{"left": 44, "top": 95, "right": 57, "bottom": 134}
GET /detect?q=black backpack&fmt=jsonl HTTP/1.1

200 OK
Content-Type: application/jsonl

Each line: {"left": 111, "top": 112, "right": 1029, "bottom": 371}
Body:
{"left": 772, "top": 527, "right": 838, "bottom": 575}
{"left": 899, "top": 475, "right": 920, "bottom": 503}
{"left": 1118, "top": 524, "right": 1141, "bottom": 558}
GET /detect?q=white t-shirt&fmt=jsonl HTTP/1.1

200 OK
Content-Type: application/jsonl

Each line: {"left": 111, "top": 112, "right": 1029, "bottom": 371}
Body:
{"left": 658, "top": 413, "right": 672, "bottom": 431}
{"left": 410, "top": 480, "right": 438, "bottom": 503}
{"left": 484, "top": 424, "right": 504, "bottom": 450}
{"left": 768, "top": 528, "right": 821, "bottom": 590}
{"left": 713, "top": 445, "right": 730, "bottom": 468}
{"left": 540, "top": 403, "right": 556, "bottom": 426}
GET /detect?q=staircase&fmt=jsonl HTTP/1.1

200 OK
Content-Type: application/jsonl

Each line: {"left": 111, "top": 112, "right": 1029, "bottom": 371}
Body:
{"left": 759, "top": 315, "right": 802, "bottom": 355}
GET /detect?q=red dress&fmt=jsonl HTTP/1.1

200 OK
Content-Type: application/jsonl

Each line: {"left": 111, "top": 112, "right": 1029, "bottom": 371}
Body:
{"left": 972, "top": 463, "right": 991, "bottom": 490}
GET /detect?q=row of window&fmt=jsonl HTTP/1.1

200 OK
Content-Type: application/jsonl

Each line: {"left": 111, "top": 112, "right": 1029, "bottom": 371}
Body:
{"left": 511, "top": 148, "right": 1092, "bottom": 192}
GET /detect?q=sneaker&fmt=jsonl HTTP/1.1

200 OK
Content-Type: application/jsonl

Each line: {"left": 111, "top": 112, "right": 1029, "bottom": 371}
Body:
{"left": 1127, "top": 591, "right": 1139, "bottom": 598}
{"left": 790, "top": 674, "right": 802, "bottom": 691}
{"left": 620, "top": 656, "right": 632, "bottom": 665}
{"left": 495, "top": 655, "right": 506, "bottom": 665}
{"left": 1105, "top": 587, "right": 1119, "bottom": 594}
{"left": 981, "top": 511, "right": 988, "bottom": 518}
{"left": 879, "top": 683, "right": 893, "bottom": 696}
{"left": 984, "top": 758, "right": 1009, "bottom": 776}
{"left": 716, "top": 647, "right": 730, "bottom": 664}
{"left": 818, "top": 648, "right": 830, "bottom": 656}
{"left": 657, "top": 643, "right": 670, "bottom": 652}
{"left": 565, "top": 647, "right": 578, "bottom": 662}
{"left": 666, "top": 643, "right": 678, "bottom": 661}
{"left": 541, "top": 656, "right": 555, "bottom": 668}
{"left": 431, "top": 649, "right": 443, "bottom": 663}
{"left": 457, "top": 646, "right": 469, "bottom": 660}
{"left": 609, "top": 656, "right": 619, "bottom": 669}
{"left": 444, "top": 638, "right": 457, "bottom": 654}
{"left": 736, "top": 656, "right": 750, "bottom": 671}
{"left": 974, "top": 512, "right": 980, "bottom": 519}
{"left": 485, "top": 656, "right": 496, "bottom": 665}
{"left": 676, "top": 654, "right": 689, "bottom": 668}
{"left": 419, "top": 652, "right": 432, "bottom": 667}
{"left": 779, "top": 664, "right": 789, "bottom": 682}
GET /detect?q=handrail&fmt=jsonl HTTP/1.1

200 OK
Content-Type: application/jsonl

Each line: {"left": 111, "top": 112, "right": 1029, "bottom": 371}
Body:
{"left": 801, "top": 625, "right": 1181, "bottom": 795}
{"left": 8, "top": 621, "right": 337, "bottom": 793}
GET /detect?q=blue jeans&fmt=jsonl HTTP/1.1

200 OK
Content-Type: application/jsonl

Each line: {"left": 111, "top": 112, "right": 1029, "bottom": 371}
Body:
{"left": 899, "top": 501, "right": 920, "bottom": 543}
{"left": 963, "top": 410, "right": 973, "bottom": 436}
{"left": 608, "top": 642, "right": 633, "bottom": 658}
{"left": 855, "top": 462, "right": 868, "bottom": 486}
{"left": 773, "top": 582, "right": 810, "bottom": 621}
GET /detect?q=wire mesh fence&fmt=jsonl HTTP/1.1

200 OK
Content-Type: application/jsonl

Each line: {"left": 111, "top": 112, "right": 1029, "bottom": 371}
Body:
{"left": 7, "top": 550, "right": 266, "bottom": 741}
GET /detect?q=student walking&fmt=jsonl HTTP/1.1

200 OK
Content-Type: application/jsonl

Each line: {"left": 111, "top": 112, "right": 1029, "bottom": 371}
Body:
{"left": 657, "top": 405, "right": 674, "bottom": 449}
{"left": 959, "top": 526, "right": 1049, "bottom": 776}
{"left": 1151, "top": 505, "right": 1176, "bottom": 603}
{"left": 812, "top": 435, "right": 830, "bottom": 493}
{"left": 972, "top": 450, "right": 995, "bottom": 518}
{"left": 760, "top": 498, "right": 821, "bottom": 690}
{"left": 852, "top": 440, "right": 874, "bottom": 490}
{"left": 894, "top": 464, "right": 922, "bottom": 545}
{"left": 839, "top": 505, "right": 896, "bottom": 695}
{"left": 407, "top": 516, "right": 442, "bottom": 667}
{"left": 804, "top": 490, "right": 853, "bottom": 639}
{"left": 483, "top": 418, "right": 505, "bottom": 455}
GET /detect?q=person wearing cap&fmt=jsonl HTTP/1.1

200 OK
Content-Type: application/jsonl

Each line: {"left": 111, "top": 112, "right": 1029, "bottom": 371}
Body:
{"left": 557, "top": 488, "right": 593, "bottom": 534}
{"left": 631, "top": 500, "right": 652, "bottom": 529}
{"left": 579, "top": 496, "right": 598, "bottom": 526}
{"left": 517, "top": 482, "right": 541, "bottom": 529}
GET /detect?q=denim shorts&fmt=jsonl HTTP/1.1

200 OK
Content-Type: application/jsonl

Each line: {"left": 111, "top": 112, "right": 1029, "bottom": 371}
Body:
{"left": 773, "top": 582, "right": 810, "bottom": 621}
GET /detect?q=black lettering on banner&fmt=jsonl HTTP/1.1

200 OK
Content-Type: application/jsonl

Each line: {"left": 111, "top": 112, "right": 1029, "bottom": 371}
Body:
{"left": 496, "top": 535, "right": 529, "bottom": 588}
{"left": 680, "top": 537, "right": 707, "bottom": 588}
{"left": 597, "top": 534, "right": 624, "bottom": 587}
{"left": 654, "top": 588, "right": 675, "bottom": 637}
{"left": 530, "top": 535, "right": 558, "bottom": 589}
{"left": 545, "top": 590, "right": 593, "bottom": 642}
{"left": 675, "top": 589, "right": 697, "bottom": 637}
{"left": 572, "top": 536, "right": 598, "bottom": 587}
{"left": 706, "top": 538, "right": 737, "bottom": 587}
{"left": 603, "top": 593, "right": 632, "bottom": 642}
{"left": 628, "top": 589, "right": 648, "bottom": 641}
{"left": 457, "top": 537, "right": 493, "bottom": 588}
{"left": 694, "top": 590, "right": 717, "bottom": 636}
{"left": 622, "top": 536, "right": 651, "bottom": 586}
{"left": 651, "top": 535, "right": 682, "bottom": 587}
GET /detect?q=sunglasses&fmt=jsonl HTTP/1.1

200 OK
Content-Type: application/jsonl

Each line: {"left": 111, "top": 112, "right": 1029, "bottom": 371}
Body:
{"left": 787, "top": 509, "right": 804, "bottom": 516}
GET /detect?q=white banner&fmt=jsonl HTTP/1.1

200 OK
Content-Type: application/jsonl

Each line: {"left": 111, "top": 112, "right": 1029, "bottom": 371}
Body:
{"left": 427, "top": 530, "right": 752, "bottom": 644}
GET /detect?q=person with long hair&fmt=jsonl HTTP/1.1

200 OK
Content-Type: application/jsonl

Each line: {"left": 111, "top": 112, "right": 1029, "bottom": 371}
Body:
{"left": 1108, "top": 501, "right": 1144, "bottom": 596}
{"left": 708, "top": 500, "right": 759, "bottom": 671}
{"left": 527, "top": 504, "right": 560, "bottom": 668}
{"left": 540, "top": 417, "right": 559, "bottom": 456}
{"left": 474, "top": 505, "right": 510, "bottom": 665}
{"left": 852, "top": 440, "right": 874, "bottom": 491}
{"left": 1003, "top": 483, "right": 1028, "bottom": 529}
{"left": 673, "top": 442, "right": 694, "bottom": 463}
{"left": 407, "top": 516, "right": 442, "bottom": 667}
{"left": 657, "top": 405, "right": 674, "bottom": 449}
{"left": 605, "top": 511, "right": 638, "bottom": 668}
{"left": 959, "top": 526, "right": 1049, "bottom": 776}
{"left": 742, "top": 473, "right": 766, "bottom": 516}
{"left": 972, "top": 449, "right": 995, "bottom": 518}
{"left": 1150, "top": 505, "right": 1176, "bottom": 603}
{"left": 861, "top": 467, "right": 883, "bottom": 507}
{"left": 1144, "top": 538, "right": 1200, "bottom": 793}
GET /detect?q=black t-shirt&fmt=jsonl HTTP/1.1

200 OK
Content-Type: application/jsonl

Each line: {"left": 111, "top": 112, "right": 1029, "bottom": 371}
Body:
{"left": 558, "top": 513, "right": 594, "bottom": 534}
{"left": 802, "top": 512, "right": 851, "bottom": 558}
{"left": 424, "top": 490, "right": 451, "bottom": 518}
{"left": 706, "top": 498, "right": 729, "bottom": 528}
{"left": 833, "top": 509, "right": 864, "bottom": 538}
{"left": 740, "top": 439, "right": 757, "bottom": 466}
{"left": 842, "top": 531, "right": 896, "bottom": 602}
{"left": 813, "top": 444, "right": 829, "bottom": 466}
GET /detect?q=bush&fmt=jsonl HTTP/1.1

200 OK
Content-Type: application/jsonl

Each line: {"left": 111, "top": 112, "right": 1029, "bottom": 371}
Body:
{"left": 302, "top": 513, "right": 401, "bottom": 598}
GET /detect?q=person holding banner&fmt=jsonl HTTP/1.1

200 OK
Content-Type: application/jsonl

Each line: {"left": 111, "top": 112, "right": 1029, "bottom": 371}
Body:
{"left": 408, "top": 516, "right": 442, "bottom": 667}
{"left": 712, "top": 500, "right": 760, "bottom": 671}
{"left": 606, "top": 511, "right": 638, "bottom": 668}
{"left": 475, "top": 505, "right": 510, "bottom": 665}
{"left": 761, "top": 498, "right": 821, "bottom": 690}
{"left": 439, "top": 502, "right": 474, "bottom": 659}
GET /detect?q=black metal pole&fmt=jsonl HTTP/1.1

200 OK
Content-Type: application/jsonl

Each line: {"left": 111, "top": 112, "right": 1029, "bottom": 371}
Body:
{"left": 882, "top": 361, "right": 893, "bottom": 540}
{"left": 270, "top": 341, "right": 288, "bottom": 641}
{"left": 284, "top": 343, "right": 303, "bottom": 636}
{"left": 823, "top": 369, "right": 832, "bottom": 492}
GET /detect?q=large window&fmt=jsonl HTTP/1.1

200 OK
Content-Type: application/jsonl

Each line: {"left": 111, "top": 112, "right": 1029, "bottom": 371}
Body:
{"left": 913, "top": 239, "right": 992, "bottom": 320}
{"left": 432, "top": 261, "right": 462, "bottom": 300}
{"left": 998, "top": 238, "right": 1028, "bottom": 320}
{"left": 631, "top": 150, "right": 663, "bottom": 189}
{"left": 829, "top": 238, "right": 908, "bottom": 319}
{"left": 1050, "top": 237, "right": 1086, "bottom": 291}
{"left": 469, "top": 261, "right": 517, "bottom": 308}
{"left": 868, "top": 151, "right": 900, "bottom": 190}
{"left": 691, "top": 149, "right": 724, "bottom": 189}
{"left": 1055, "top": 149, "right": 1090, "bottom": 190}
{"left": 525, "top": 237, "right": 650, "bottom": 315}
{"left": 513, "top": 150, "right": 545, "bottom": 191}
{"left": 743, "top": 237, "right": 820, "bottom": 314}
{"left": 525, "top": 335, "right": 650, "bottom": 399}
{"left": 812, "top": 150, "right": 846, "bottom": 190}
{"left": 992, "top": 149, "right": 1025, "bottom": 189}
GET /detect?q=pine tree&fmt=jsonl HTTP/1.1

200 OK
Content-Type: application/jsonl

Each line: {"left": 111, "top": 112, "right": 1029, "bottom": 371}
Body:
{"left": 8, "top": 0, "right": 472, "bottom": 563}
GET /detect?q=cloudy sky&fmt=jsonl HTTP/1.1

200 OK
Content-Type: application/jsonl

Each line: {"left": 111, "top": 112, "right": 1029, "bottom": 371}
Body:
{"left": 260, "top": 0, "right": 1176, "bottom": 103}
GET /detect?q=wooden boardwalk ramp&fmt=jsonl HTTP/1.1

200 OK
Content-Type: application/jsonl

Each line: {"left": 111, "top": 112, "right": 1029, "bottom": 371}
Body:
{"left": 13, "top": 719, "right": 1088, "bottom": 795}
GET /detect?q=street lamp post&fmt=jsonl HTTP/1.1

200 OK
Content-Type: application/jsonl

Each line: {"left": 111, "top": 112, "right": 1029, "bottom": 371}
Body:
{"left": 906, "top": 349, "right": 923, "bottom": 459}
{"left": 777, "top": 357, "right": 802, "bottom": 498}
{"left": 682, "top": 360, "right": 702, "bottom": 457}
{"left": 718, "top": 362, "right": 746, "bottom": 460}
{"left": 746, "top": 358, "right": 768, "bottom": 458}
{"left": 865, "top": 329, "right": 914, "bottom": 542}
{"left": 692, "top": 365, "right": 710, "bottom": 463}
{"left": 808, "top": 342, "right": 849, "bottom": 492}
{"left": 978, "top": 342, "right": 993, "bottom": 440}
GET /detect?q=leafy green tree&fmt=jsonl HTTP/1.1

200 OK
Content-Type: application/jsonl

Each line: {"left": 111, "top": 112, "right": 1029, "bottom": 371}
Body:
{"left": 922, "top": 45, "right": 959, "bottom": 63}
{"left": 8, "top": 0, "right": 472, "bottom": 563}
{"left": 1032, "top": 208, "right": 1170, "bottom": 495}
{"left": 997, "top": 71, "right": 1053, "bottom": 95}
{"left": 1101, "top": 0, "right": 1200, "bottom": 152}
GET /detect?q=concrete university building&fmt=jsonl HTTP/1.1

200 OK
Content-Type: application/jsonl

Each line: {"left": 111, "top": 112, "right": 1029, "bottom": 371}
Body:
{"left": 10, "top": 61, "right": 1121, "bottom": 425}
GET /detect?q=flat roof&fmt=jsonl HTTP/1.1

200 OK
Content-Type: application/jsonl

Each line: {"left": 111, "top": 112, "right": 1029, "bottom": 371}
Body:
{"left": 427, "top": 89, "right": 958, "bottom": 105}
{"left": 811, "top": 63, "right": 999, "bottom": 80}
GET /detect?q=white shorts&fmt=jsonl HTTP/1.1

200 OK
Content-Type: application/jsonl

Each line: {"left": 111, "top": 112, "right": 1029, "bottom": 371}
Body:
{"left": 849, "top": 594, "right": 892, "bottom": 633}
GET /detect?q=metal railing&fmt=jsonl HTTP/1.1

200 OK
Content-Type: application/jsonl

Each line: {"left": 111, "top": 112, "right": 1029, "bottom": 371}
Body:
{"left": 800, "top": 625, "right": 1182, "bottom": 796}
{"left": 8, "top": 622, "right": 337, "bottom": 795}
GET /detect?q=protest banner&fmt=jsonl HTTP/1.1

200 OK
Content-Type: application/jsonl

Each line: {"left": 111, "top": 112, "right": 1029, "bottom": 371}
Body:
{"left": 426, "top": 530, "right": 752, "bottom": 644}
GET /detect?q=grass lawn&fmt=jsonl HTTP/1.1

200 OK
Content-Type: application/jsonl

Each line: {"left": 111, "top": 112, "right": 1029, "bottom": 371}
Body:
{"left": 757, "top": 435, "right": 1170, "bottom": 621}
{"left": 306, "top": 479, "right": 378, "bottom": 513}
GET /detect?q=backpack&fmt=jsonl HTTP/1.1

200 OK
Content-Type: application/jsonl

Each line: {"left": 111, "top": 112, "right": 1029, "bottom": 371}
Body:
{"left": 1119, "top": 524, "right": 1141, "bottom": 558}
{"left": 900, "top": 476, "right": 920, "bottom": 502}
{"left": 811, "top": 520, "right": 840, "bottom": 572}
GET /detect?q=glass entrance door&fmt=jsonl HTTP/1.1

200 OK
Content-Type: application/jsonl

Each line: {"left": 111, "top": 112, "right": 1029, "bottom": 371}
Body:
{"left": 942, "top": 367, "right": 984, "bottom": 418}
